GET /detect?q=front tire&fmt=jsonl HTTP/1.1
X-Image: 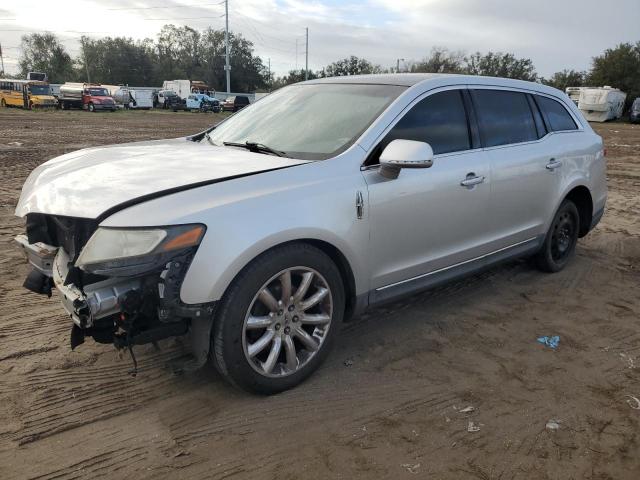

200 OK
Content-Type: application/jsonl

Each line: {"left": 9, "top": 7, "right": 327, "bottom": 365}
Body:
{"left": 88, "top": 103, "right": 95, "bottom": 112}
{"left": 212, "top": 243, "right": 345, "bottom": 394}
{"left": 535, "top": 199, "right": 580, "bottom": 272}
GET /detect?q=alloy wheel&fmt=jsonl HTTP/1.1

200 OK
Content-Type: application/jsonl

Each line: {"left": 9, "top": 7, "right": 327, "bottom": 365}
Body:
{"left": 242, "top": 267, "right": 333, "bottom": 378}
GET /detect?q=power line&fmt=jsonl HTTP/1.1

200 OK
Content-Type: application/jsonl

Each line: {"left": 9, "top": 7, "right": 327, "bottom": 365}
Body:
{"left": 144, "top": 14, "right": 225, "bottom": 20}
{"left": 108, "top": 1, "right": 225, "bottom": 11}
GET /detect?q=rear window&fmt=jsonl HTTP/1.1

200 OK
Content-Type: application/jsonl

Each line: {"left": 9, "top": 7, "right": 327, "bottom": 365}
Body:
{"left": 472, "top": 90, "right": 537, "bottom": 147}
{"left": 236, "top": 96, "right": 250, "bottom": 104}
{"left": 535, "top": 95, "right": 578, "bottom": 132}
{"left": 380, "top": 90, "right": 471, "bottom": 156}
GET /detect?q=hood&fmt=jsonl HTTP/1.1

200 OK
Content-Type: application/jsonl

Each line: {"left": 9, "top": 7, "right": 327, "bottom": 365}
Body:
{"left": 16, "top": 138, "right": 309, "bottom": 220}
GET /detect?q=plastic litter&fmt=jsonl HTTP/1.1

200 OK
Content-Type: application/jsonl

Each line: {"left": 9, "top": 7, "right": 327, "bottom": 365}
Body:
{"left": 467, "top": 421, "right": 480, "bottom": 432}
{"left": 537, "top": 335, "right": 560, "bottom": 349}
{"left": 459, "top": 406, "right": 475, "bottom": 413}
{"left": 625, "top": 395, "right": 640, "bottom": 410}
{"left": 401, "top": 463, "right": 420, "bottom": 474}
{"left": 546, "top": 419, "right": 561, "bottom": 431}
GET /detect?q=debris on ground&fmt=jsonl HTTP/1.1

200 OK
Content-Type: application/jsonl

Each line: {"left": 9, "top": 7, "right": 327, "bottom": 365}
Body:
{"left": 401, "top": 463, "right": 420, "bottom": 474}
{"left": 537, "top": 335, "right": 560, "bottom": 349}
{"left": 459, "top": 406, "right": 475, "bottom": 413}
{"left": 620, "top": 353, "right": 636, "bottom": 369}
{"left": 546, "top": 419, "right": 561, "bottom": 431}
{"left": 343, "top": 359, "right": 354, "bottom": 367}
{"left": 467, "top": 421, "right": 481, "bottom": 432}
{"left": 625, "top": 395, "right": 640, "bottom": 410}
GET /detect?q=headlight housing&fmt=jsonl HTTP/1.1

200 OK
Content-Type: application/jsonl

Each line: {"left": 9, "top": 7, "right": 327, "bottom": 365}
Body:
{"left": 76, "top": 224, "right": 205, "bottom": 276}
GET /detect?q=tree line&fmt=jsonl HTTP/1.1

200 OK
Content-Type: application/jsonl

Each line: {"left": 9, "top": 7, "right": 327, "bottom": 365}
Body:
{"left": 9, "top": 27, "right": 640, "bottom": 104}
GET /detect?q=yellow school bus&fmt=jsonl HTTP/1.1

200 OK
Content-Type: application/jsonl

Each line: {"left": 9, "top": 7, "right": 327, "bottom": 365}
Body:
{"left": 0, "top": 79, "right": 57, "bottom": 109}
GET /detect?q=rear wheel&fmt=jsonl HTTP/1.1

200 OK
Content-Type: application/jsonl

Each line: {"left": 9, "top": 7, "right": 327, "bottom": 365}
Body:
{"left": 212, "top": 244, "right": 344, "bottom": 394}
{"left": 535, "top": 199, "right": 580, "bottom": 272}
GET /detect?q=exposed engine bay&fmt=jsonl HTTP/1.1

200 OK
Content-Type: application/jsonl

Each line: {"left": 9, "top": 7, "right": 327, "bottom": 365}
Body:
{"left": 17, "top": 213, "right": 215, "bottom": 375}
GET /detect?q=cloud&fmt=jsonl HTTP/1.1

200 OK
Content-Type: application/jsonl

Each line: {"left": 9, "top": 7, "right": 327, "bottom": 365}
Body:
{"left": 1, "top": 0, "right": 638, "bottom": 79}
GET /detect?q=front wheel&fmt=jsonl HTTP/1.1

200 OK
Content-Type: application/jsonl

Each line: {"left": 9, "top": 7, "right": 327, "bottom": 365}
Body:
{"left": 88, "top": 103, "right": 95, "bottom": 112}
{"left": 535, "top": 199, "right": 580, "bottom": 272}
{"left": 212, "top": 244, "right": 344, "bottom": 394}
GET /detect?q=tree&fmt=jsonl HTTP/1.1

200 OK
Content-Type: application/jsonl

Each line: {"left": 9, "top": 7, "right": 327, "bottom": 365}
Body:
{"left": 541, "top": 69, "right": 587, "bottom": 91}
{"left": 464, "top": 51, "right": 537, "bottom": 81}
{"left": 271, "top": 69, "right": 318, "bottom": 89}
{"left": 588, "top": 42, "right": 640, "bottom": 108}
{"left": 78, "top": 36, "right": 157, "bottom": 85}
{"left": 18, "top": 33, "right": 76, "bottom": 83}
{"left": 411, "top": 47, "right": 465, "bottom": 74}
{"left": 319, "top": 56, "right": 382, "bottom": 77}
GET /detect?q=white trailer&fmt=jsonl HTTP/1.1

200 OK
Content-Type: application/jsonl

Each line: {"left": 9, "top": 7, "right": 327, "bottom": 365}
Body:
{"left": 565, "top": 87, "right": 584, "bottom": 106}
{"left": 162, "top": 80, "right": 191, "bottom": 99}
{"left": 578, "top": 86, "right": 626, "bottom": 122}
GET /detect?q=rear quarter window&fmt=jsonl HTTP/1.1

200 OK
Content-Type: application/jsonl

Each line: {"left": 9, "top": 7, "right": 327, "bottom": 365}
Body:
{"left": 471, "top": 90, "right": 538, "bottom": 147}
{"left": 535, "top": 95, "right": 578, "bottom": 132}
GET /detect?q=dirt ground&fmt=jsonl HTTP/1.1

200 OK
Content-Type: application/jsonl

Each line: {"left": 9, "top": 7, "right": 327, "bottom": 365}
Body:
{"left": 0, "top": 109, "right": 639, "bottom": 480}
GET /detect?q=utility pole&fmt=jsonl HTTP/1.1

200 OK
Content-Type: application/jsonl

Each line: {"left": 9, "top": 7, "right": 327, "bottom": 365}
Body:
{"left": 396, "top": 58, "right": 405, "bottom": 73}
{"left": 82, "top": 40, "right": 91, "bottom": 83}
{"left": 0, "top": 42, "right": 5, "bottom": 76}
{"left": 304, "top": 27, "right": 308, "bottom": 81}
{"left": 224, "top": 0, "right": 231, "bottom": 93}
{"left": 295, "top": 39, "right": 298, "bottom": 71}
{"left": 268, "top": 58, "right": 271, "bottom": 92}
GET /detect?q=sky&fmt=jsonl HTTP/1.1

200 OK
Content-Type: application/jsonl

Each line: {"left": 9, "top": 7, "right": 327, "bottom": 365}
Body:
{"left": 1, "top": 0, "right": 639, "bottom": 80}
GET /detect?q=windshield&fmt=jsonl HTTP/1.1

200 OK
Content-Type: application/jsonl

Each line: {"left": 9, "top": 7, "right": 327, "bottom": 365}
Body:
{"left": 87, "top": 88, "right": 109, "bottom": 96}
{"left": 29, "top": 85, "right": 50, "bottom": 95}
{"left": 207, "top": 83, "right": 405, "bottom": 160}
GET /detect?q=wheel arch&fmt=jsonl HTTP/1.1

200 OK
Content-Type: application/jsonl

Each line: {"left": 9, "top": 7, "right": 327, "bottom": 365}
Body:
{"left": 564, "top": 185, "right": 593, "bottom": 237}
{"left": 221, "top": 238, "right": 359, "bottom": 321}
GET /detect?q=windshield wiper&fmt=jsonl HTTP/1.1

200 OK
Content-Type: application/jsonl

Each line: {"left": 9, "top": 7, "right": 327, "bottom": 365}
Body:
{"left": 223, "top": 141, "right": 288, "bottom": 157}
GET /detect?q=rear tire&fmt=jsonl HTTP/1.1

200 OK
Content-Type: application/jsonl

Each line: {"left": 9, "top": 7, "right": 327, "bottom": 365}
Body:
{"left": 535, "top": 199, "right": 580, "bottom": 273}
{"left": 211, "top": 243, "right": 345, "bottom": 394}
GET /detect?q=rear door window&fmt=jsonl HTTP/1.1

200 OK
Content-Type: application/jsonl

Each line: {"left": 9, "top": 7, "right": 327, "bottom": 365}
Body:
{"left": 471, "top": 89, "right": 537, "bottom": 147}
{"left": 380, "top": 89, "right": 471, "bottom": 156}
{"left": 535, "top": 95, "right": 578, "bottom": 132}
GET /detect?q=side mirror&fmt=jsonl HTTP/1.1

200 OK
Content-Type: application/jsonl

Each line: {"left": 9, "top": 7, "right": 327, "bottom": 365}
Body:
{"left": 378, "top": 139, "right": 434, "bottom": 179}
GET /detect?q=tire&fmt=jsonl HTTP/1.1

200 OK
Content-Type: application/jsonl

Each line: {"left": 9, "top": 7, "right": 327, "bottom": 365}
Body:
{"left": 88, "top": 103, "right": 95, "bottom": 112}
{"left": 535, "top": 199, "right": 580, "bottom": 273}
{"left": 28, "top": 102, "right": 34, "bottom": 110}
{"left": 1, "top": 99, "right": 6, "bottom": 108}
{"left": 212, "top": 243, "right": 345, "bottom": 394}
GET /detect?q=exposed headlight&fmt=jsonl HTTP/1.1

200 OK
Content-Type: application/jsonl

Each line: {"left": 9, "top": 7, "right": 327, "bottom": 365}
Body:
{"left": 76, "top": 224, "right": 205, "bottom": 276}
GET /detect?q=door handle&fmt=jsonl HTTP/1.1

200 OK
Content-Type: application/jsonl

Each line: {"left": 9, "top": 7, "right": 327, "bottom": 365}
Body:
{"left": 546, "top": 158, "right": 562, "bottom": 170}
{"left": 460, "top": 174, "right": 485, "bottom": 187}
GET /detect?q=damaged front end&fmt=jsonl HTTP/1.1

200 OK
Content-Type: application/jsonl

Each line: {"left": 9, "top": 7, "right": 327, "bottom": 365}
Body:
{"left": 16, "top": 214, "right": 214, "bottom": 375}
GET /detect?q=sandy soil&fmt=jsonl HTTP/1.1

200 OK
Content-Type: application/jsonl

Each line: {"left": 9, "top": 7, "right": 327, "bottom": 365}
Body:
{"left": 0, "top": 109, "right": 639, "bottom": 480}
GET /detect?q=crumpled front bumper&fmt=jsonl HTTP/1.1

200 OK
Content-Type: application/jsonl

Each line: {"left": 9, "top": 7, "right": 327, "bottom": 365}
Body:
{"left": 52, "top": 247, "right": 141, "bottom": 328}
{"left": 16, "top": 234, "right": 142, "bottom": 328}
{"left": 15, "top": 233, "right": 215, "bottom": 369}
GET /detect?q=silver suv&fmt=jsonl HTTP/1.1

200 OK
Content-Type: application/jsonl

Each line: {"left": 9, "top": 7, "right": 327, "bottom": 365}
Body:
{"left": 16, "top": 74, "right": 607, "bottom": 393}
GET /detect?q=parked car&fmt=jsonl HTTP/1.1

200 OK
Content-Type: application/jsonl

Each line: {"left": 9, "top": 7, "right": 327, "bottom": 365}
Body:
{"left": 221, "top": 95, "right": 250, "bottom": 112}
{"left": 630, "top": 98, "right": 640, "bottom": 124}
{"left": 165, "top": 93, "right": 187, "bottom": 111}
{"left": 186, "top": 93, "right": 221, "bottom": 113}
{"left": 15, "top": 74, "right": 606, "bottom": 394}
{"left": 58, "top": 83, "right": 117, "bottom": 112}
